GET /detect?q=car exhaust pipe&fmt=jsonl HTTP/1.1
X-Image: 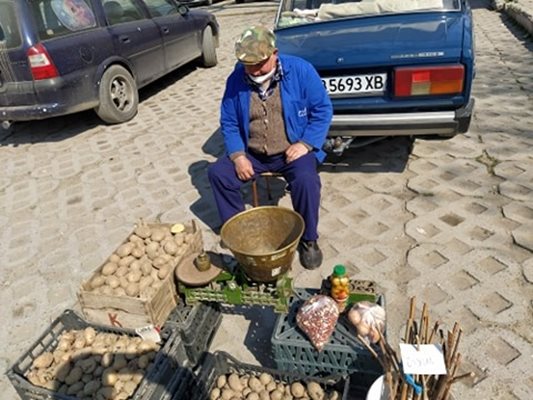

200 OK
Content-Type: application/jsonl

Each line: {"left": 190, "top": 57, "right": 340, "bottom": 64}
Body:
{"left": 1, "top": 120, "right": 12, "bottom": 130}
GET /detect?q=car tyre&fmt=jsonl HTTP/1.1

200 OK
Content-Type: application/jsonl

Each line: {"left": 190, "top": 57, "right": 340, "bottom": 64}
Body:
{"left": 200, "top": 26, "right": 217, "bottom": 68}
{"left": 95, "top": 65, "right": 138, "bottom": 124}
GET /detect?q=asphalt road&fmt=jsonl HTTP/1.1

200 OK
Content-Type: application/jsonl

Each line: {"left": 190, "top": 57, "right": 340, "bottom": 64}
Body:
{"left": 1, "top": 0, "right": 531, "bottom": 399}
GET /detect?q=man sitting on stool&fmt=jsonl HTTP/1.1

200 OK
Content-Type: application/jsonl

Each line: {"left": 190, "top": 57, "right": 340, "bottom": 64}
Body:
{"left": 208, "top": 25, "right": 332, "bottom": 270}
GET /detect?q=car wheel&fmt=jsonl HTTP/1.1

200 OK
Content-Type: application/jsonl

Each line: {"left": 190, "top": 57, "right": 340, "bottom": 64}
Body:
{"left": 95, "top": 65, "right": 138, "bottom": 124}
{"left": 200, "top": 26, "right": 217, "bottom": 68}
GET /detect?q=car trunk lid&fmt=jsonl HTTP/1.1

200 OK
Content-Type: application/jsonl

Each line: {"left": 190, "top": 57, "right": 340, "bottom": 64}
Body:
{"left": 275, "top": 12, "right": 465, "bottom": 70}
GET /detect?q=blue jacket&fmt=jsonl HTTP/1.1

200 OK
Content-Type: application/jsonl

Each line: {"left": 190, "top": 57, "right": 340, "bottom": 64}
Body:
{"left": 220, "top": 54, "right": 333, "bottom": 163}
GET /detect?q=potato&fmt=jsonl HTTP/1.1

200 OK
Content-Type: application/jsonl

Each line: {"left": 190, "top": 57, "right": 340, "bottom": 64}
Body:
{"left": 146, "top": 243, "right": 160, "bottom": 260}
{"left": 112, "top": 354, "right": 128, "bottom": 370}
{"left": 290, "top": 382, "right": 305, "bottom": 398}
{"left": 127, "top": 271, "right": 142, "bottom": 283}
{"left": 163, "top": 241, "right": 179, "bottom": 255}
{"left": 221, "top": 389, "right": 236, "bottom": 400}
{"left": 33, "top": 352, "right": 54, "bottom": 369}
{"left": 116, "top": 243, "right": 134, "bottom": 257}
{"left": 96, "top": 386, "right": 115, "bottom": 400}
{"left": 228, "top": 374, "right": 243, "bottom": 392}
{"left": 109, "top": 254, "right": 121, "bottom": 263}
{"left": 140, "top": 261, "right": 153, "bottom": 276}
{"left": 328, "top": 391, "right": 340, "bottom": 400}
{"left": 125, "top": 283, "right": 140, "bottom": 297}
{"left": 150, "top": 229, "right": 166, "bottom": 242}
{"left": 259, "top": 390, "right": 270, "bottom": 400}
{"left": 101, "top": 262, "right": 118, "bottom": 276}
{"left": 114, "top": 287, "right": 127, "bottom": 296}
{"left": 306, "top": 382, "right": 324, "bottom": 400}
{"left": 84, "top": 327, "right": 96, "bottom": 344}
{"left": 134, "top": 225, "right": 152, "bottom": 239}
{"left": 248, "top": 376, "right": 263, "bottom": 393}
{"left": 210, "top": 387, "right": 221, "bottom": 400}
{"left": 106, "top": 276, "right": 120, "bottom": 289}
{"left": 153, "top": 256, "right": 168, "bottom": 269}
{"left": 66, "top": 381, "right": 84, "bottom": 395}
{"left": 101, "top": 353, "right": 113, "bottom": 368}
{"left": 157, "top": 265, "right": 171, "bottom": 280}
{"left": 131, "top": 246, "right": 145, "bottom": 258}
{"left": 271, "top": 390, "right": 284, "bottom": 400}
{"left": 259, "top": 372, "right": 272, "bottom": 386}
{"left": 102, "top": 368, "right": 118, "bottom": 386}
{"left": 130, "top": 259, "right": 142, "bottom": 271}
{"left": 64, "top": 366, "right": 83, "bottom": 385}
{"left": 266, "top": 381, "right": 277, "bottom": 392}
{"left": 119, "top": 275, "right": 129, "bottom": 289}
{"left": 118, "top": 255, "right": 135, "bottom": 268}
{"left": 84, "top": 379, "right": 101, "bottom": 396}
{"left": 90, "top": 275, "right": 106, "bottom": 289}
{"left": 123, "top": 380, "right": 137, "bottom": 395}
{"left": 78, "top": 357, "right": 97, "bottom": 374}
{"left": 115, "top": 266, "right": 129, "bottom": 277}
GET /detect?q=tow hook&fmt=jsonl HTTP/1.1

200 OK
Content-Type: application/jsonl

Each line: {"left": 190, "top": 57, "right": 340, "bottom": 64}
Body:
{"left": 1, "top": 120, "right": 12, "bottom": 130}
{"left": 324, "top": 137, "right": 354, "bottom": 156}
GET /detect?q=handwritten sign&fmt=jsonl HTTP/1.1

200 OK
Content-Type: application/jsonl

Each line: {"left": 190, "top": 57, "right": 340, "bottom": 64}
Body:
{"left": 135, "top": 325, "right": 161, "bottom": 343}
{"left": 399, "top": 344, "right": 447, "bottom": 375}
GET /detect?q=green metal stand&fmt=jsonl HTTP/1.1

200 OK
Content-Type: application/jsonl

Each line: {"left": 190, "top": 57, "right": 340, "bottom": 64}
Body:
{"left": 178, "top": 269, "right": 293, "bottom": 313}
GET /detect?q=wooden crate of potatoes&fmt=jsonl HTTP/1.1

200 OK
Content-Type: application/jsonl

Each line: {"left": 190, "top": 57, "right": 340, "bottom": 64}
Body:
{"left": 78, "top": 220, "right": 203, "bottom": 329}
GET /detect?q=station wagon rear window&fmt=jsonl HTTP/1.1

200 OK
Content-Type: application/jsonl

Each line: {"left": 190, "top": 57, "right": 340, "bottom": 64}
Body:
{"left": 277, "top": 0, "right": 461, "bottom": 28}
{"left": 0, "top": 1, "right": 22, "bottom": 49}
{"left": 30, "top": 0, "right": 96, "bottom": 40}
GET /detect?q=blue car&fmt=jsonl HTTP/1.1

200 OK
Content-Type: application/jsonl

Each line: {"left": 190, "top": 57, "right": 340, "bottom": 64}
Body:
{"left": 0, "top": 0, "right": 219, "bottom": 126}
{"left": 274, "top": 0, "right": 475, "bottom": 154}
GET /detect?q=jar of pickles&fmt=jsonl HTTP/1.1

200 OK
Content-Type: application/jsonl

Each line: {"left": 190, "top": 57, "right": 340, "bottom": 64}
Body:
{"left": 330, "top": 264, "right": 350, "bottom": 310}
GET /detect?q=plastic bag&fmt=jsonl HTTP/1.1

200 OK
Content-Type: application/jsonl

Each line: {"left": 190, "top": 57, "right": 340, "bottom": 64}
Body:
{"left": 296, "top": 295, "right": 339, "bottom": 351}
{"left": 347, "top": 301, "right": 386, "bottom": 343}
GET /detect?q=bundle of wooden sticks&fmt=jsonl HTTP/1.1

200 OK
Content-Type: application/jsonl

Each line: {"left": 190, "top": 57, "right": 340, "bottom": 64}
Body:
{"left": 357, "top": 297, "right": 474, "bottom": 400}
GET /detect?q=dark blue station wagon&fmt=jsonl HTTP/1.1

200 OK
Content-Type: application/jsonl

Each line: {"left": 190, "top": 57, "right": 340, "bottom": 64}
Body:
{"left": 0, "top": 0, "right": 219, "bottom": 126}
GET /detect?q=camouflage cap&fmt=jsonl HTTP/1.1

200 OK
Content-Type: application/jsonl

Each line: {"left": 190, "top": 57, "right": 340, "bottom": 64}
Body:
{"left": 235, "top": 25, "right": 276, "bottom": 65}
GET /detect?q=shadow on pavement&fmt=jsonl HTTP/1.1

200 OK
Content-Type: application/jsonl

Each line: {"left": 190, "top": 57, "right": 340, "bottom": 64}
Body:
{"left": 219, "top": 304, "right": 278, "bottom": 368}
{"left": 321, "top": 136, "right": 414, "bottom": 173}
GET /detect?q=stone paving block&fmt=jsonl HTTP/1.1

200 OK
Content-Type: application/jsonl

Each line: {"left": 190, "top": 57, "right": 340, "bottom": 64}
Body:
{"left": 462, "top": 327, "right": 532, "bottom": 399}
{"left": 408, "top": 157, "right": 503, "bottom": 197}
{"left": 406, "top": 195, "right": 515, "bottom": 248}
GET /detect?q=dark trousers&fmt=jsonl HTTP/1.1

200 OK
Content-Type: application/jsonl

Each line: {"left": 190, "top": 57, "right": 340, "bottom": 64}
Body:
{"left": 207, "top": 152, "right": 321, "bottom": 241}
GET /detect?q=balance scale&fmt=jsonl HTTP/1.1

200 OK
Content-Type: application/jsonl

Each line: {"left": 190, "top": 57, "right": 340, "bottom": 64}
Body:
{"left": 176, "top": 251, "right": 293, "bottom": 313}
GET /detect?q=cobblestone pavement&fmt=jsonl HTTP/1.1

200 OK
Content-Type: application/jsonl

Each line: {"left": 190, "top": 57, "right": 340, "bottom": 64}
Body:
{"left": 1, "top": 0, "right": 531, "bottom": 399}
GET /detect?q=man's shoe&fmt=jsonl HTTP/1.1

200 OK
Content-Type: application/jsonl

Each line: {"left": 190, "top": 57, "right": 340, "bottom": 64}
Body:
{"left": 298, "top": 240, "right": 323, "bottom": 270}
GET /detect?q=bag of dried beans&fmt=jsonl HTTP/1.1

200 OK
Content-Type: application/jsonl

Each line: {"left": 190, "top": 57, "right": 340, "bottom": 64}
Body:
{"left": 296, "top": 295, "right": 339, "bottom": 351}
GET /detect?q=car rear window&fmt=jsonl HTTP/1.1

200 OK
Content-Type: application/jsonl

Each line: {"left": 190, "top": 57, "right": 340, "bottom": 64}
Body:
{"left": 277, "top": 0, "right": 461, "bottom": 28}
{"left": 0, "top": 1, "right": 22, "bottom": 49}
{"left": 30, "top": 0, "right": 97, "bottom": 40}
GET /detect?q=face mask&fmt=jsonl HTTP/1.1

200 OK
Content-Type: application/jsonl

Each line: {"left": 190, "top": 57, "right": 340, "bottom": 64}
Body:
{"left": 248, "top": 67, "right": 276, "bottom": 85}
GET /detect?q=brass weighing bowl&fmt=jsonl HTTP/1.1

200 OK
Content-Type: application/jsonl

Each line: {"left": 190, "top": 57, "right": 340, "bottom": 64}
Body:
{"left": 220, "top": 206, "right": 305, "bottom": 283}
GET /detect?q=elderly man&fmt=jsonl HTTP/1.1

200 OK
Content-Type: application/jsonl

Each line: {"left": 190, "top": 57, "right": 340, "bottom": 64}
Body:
{"left": 208, "top": 25, "right": 332, "bottom": 270}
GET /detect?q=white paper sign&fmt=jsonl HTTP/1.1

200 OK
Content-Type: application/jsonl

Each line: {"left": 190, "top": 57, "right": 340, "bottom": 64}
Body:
{"left": 399, "top": 344, "right": 447, "bottom": 375}
{"left": 135, "top": 325, "right": 162, "bottom": 343}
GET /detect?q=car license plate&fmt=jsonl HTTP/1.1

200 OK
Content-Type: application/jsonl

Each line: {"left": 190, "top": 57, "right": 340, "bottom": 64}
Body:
{"left": 321, "top": 73, "right": 387, "bottom": 96}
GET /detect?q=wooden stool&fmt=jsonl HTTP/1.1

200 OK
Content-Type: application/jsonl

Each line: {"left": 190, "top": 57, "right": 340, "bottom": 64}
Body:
{"left": 251, "top": 172, "right": 283, "bottom": 207}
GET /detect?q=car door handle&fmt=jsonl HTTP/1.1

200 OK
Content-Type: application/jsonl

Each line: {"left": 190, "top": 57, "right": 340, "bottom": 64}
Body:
{"left": 119, "top": 35, "right": 130, "bottom": 43}
{"left": 162, "top": 27, "right": 169, "bottom": 34}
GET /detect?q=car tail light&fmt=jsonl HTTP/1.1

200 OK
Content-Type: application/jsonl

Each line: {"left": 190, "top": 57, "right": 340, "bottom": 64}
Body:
{"left": 394, "top": 65, "right": 464, "bottom": 97}
{"left": 27, "top": 43, "right": 59, "bottom": 80}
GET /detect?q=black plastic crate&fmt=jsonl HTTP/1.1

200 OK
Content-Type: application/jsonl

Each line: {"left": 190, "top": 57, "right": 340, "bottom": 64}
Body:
{"left": 271, "top": 288, "right": 384, "bottom": 381}
{"left": 187, "top": 351, "right": 350, "bottom": 400}
{"left": 165, "top": 301, "right": 222, "bottom": 367}
{"left": 6, "top": 309, "right": 192, "bottom": 400}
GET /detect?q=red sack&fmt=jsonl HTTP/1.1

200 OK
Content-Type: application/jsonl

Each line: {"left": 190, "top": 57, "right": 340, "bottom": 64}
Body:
{"left": 296, "top": 295, "right": 339, "bottom": 351}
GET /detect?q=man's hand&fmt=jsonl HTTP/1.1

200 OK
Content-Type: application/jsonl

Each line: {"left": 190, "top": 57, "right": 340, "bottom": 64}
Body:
{"left": 233, "top": 155, "right": 255, "bottom": 181}
{"left": 285, "top": 142, "right": 310, "bottom": 163}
